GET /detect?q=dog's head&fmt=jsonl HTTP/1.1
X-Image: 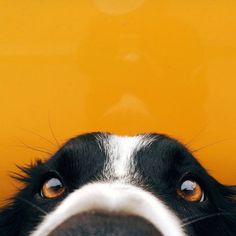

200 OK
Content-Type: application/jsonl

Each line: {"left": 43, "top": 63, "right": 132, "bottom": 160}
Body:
{"left": 0, "top": 133, "right": 235, "bottom": 236}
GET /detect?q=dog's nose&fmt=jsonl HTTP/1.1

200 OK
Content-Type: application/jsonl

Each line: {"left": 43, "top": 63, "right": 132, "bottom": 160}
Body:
{"left": 48, "top": 211, "right": 163, "bottom": 236}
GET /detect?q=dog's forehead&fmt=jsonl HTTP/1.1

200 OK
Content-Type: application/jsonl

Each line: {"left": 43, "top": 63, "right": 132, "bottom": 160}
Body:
{"left": 94, "top": 133, "right": 188, "bottom": 181}
{"left": 62, "top": 132, "right": 188, "bottom": 165}
{"left": 55, "top": 132, "right": 193, "bottom": 184}
{"left": 96, "top": 133, "right": 157, "bottom": 155}
{"left": 63, "top": 132, "right": 160, "bottom": 154}
{"left": 96, "top": 133, "right": 157, "bottom": 178}
{"left": 94, "top": 132, "right": 186, "bottom": 159}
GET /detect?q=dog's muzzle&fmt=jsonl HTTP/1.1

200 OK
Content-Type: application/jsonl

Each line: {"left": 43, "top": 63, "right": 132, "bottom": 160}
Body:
{"left": 31, "top": 183, "right": 186, "bottom": 236}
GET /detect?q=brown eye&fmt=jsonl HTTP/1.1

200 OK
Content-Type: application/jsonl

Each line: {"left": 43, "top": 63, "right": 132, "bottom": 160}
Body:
{"left": 41, "top": 177, "right": 65, "bottom": 199}
{"left": 177, "top": 179, "right": 204, "bottom": 202}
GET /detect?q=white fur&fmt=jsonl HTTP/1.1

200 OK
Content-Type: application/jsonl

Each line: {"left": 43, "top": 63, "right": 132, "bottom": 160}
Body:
{"left": 97, "top": 134, "right": 156, "bottom": 181}
{"left": 31, "top": 134, "right": 186, "bottom": 235}
{"left": 31, "top": 183, "right": 186, "bottom": 236}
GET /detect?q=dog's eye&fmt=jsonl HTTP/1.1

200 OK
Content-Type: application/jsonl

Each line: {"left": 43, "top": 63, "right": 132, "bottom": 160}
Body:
{"left": 41, "top": 177, "right": 65, "bottom": 199}
{"left": 177, "top": 179, "right": 204, "bottom": 202}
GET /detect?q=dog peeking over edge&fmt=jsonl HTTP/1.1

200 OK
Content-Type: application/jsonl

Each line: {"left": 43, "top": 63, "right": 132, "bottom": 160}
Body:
{"left": 0, "top": 132, "right": 235, "bottom": 236}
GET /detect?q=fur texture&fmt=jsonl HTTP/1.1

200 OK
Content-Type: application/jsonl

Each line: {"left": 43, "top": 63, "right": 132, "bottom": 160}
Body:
{"left": 0, "top": 132, "right": 235, "bottom": 235}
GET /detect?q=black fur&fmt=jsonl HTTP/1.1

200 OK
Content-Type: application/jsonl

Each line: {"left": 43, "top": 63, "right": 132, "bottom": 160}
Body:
{"left": 0, "top": 132, "right": 235, "bottom": 235}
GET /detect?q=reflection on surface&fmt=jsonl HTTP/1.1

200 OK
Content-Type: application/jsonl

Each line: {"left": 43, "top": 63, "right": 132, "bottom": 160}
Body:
{"left": 0, "top": 1, "right": 236, "bottom": 202}
{"left": 94, "top": 0, "right": 145, "bottom": 15}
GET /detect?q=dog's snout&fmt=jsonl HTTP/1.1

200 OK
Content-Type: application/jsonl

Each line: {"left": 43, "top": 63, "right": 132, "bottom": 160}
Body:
{"left": 31, "top": 183, "right": 185, "bottom": 236}
{"left": 49, "top": 212, "right": 163, "bottom": 236}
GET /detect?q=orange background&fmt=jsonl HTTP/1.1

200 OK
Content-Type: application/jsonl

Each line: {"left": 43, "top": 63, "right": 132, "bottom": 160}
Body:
{"left": 0, "top": 0, "right": 236, "bottom": 203}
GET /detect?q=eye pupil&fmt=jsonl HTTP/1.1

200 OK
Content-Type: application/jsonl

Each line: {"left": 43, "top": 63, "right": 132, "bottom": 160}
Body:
{"left": 41, "top": 177, "right": 65, "bottom": 199}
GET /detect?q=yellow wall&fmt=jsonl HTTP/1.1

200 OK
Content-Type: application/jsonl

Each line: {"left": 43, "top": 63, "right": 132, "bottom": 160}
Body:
{"left": 0, "top": 0, "right": 236, "bottom": 202}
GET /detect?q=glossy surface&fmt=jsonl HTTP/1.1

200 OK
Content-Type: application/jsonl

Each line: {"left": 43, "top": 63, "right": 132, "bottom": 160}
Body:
{"left": 177, "top": 180, "right": 204, "bottom": 202}
{"left": 0, "top": 0, "right": 236, "bottom": 202}
{"left": 41, "top": 177, "right": 65, "bottom": 199}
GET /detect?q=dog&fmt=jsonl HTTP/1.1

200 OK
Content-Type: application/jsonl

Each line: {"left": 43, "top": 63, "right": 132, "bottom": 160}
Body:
{"left": 0, "top": 132, "right": 235, "bottom": 235}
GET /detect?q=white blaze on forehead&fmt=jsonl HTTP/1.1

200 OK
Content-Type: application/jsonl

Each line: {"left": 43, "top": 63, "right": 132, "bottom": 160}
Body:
{"left": 97, "top": 134, "right": 156, "bottom": 180}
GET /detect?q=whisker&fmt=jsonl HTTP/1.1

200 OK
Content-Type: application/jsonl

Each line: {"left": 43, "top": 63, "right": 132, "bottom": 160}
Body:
{"left": 16, "top": 197, "right": 48, "bottom": 215}
{"left": 185, "top": 124, "right": 208, "bottom": 146}
{"left": 48, "top": 112, "right": 60, "bottom": 147}
{"left": 11, "top": 144, "right": 52, "bottom": 154}
{"left": 19, "top": 127, "right": 57, "bottom": 147}
{"left": 182, "top": 213, "right": 215, "bottom": 223}
{"left": 182, "top": 212, "right": 236, "bottom": 227}
{"left": 16, "top": 139, "right": 53, "bottom": 155}
{"left": 32, "top": 146, "right": 52, "bottom": 153}
{"left": 191, "top": 138, "right": 231, "bottom": 153}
